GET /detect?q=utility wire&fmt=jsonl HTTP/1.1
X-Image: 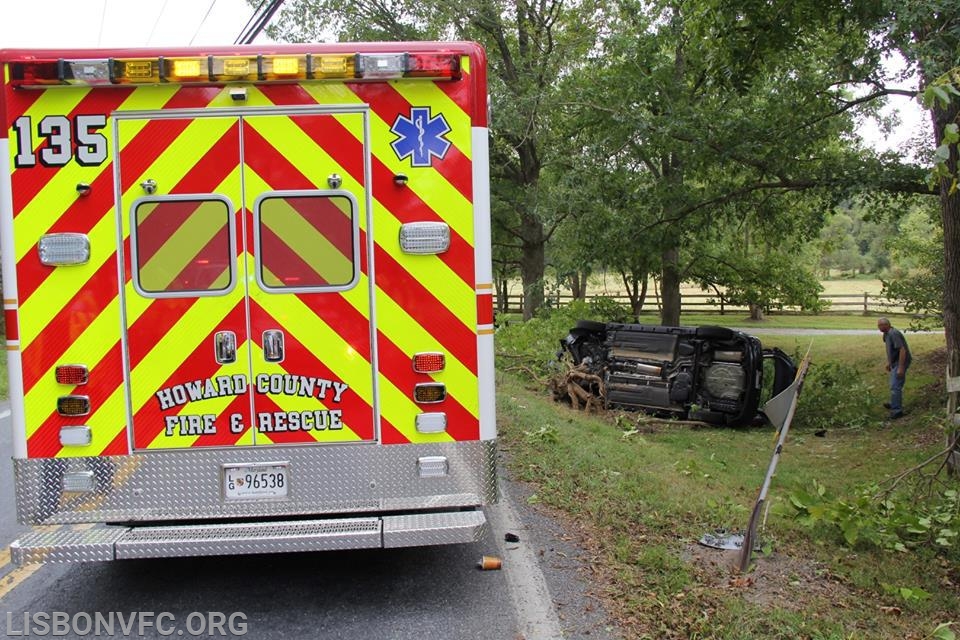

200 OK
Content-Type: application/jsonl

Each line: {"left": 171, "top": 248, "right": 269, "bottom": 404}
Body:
{"left": 189, "top": 0, "right": 219, "bottom": 45}
{"left": 235, "top": 0, "right": 268, "bottom": 44}
{"left": 96, "top": 0, "right": 108, "bottom": 46}
{"left": 235, "top": 0, "right": 285, "bottom": 45}
{"left": 147, "top": 0, "right": 171, "bottom": 45}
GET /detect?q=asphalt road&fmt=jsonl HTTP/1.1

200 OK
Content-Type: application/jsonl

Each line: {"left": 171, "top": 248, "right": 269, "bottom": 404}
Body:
{"left": 0, "top": 406, "right": 616, "bottom": 639}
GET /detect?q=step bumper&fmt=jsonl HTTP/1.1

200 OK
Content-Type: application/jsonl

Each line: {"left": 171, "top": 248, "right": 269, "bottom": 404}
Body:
{"left": 10, "top": 510, "right": 487, "bottom": 565}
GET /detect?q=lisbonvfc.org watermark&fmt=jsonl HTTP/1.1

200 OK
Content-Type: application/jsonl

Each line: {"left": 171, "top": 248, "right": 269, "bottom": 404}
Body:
{"left": 5, "top": 611, "right": 248, "bottom": 637}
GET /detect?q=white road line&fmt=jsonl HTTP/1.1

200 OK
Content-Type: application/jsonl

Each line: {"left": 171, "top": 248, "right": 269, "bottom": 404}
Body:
{"left": 487, "top": 492, "right": 565, "bottom": 640}
{"left": 0, "top": 408, "right": 11, "bottom": 420}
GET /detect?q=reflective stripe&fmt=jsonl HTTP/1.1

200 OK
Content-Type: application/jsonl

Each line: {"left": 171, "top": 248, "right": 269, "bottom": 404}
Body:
{"left": 10, "top": 73, "right": 485, "bottom": 457}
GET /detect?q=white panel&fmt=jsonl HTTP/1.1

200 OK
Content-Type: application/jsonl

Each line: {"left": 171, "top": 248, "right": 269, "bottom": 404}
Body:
{"left": 471, "top": 127, "right": 497, "bottom": 440}
{"left": 0, "top": 138, "right": 28, "bottom": 458}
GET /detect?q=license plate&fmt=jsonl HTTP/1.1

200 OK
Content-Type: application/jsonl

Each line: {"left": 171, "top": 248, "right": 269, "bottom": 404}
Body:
{"left": 223, "top": 463, "right": 289, "bottom": 501}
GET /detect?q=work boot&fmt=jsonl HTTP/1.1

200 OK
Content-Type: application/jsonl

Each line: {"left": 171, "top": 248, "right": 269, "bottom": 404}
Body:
{"left": 888, "top": 410, "right": 904, "bottom": 419}
{"left": 883, "top": 402, "right": 892, "bottom": 409}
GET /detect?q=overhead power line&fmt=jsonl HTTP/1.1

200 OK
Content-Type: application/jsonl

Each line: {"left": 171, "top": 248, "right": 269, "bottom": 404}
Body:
{"left": 147, "top": 0, "right": 171, "bottom": 45}
{"left": 190, "top": 0, "right": 220, "bottom": 45}
{"left": 235, "top": 0, "right": 285, "bottom": 45}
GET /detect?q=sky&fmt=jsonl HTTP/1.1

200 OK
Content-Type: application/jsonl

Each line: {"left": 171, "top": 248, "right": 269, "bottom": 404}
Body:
{"left": 0, "top": 0, "right": 929, "bottom": 155}
{"left": 0, "top": 0, "right": 267, "bottom": 48}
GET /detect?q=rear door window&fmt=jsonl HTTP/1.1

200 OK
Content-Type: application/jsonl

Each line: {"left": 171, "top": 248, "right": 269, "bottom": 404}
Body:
{"left": 130, "top": 195, "right": 236, "bottom": 297}
{"left": 254, "top": 191, "right": 359, "bottom": 292}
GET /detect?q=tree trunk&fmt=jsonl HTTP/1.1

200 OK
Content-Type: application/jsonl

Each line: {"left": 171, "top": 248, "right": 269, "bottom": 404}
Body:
{"left": 519, "top": 211, "right": 546, "bottom": 320}
{"left": 934, "top": 100, "right": 960, "bottom": 356}
{"left": 569, "top": 270, "right": 588, "bottom": 300}
{"left": 661, "top": 246, "right": 681, "bottom": 326}
{"left": 931, "top": 90, "right": 959, "bottom": 478}
{"left": 621, "top": 270, "right": 649, "bottom": 320}
{"left": 495, "top": 276, "right": 510, "bottom": 314}
{"left": 948, "top": 349, "right": 960, "bottom": 477}
{"left": 749, "top": 303, "right": 765, "bottom": 321}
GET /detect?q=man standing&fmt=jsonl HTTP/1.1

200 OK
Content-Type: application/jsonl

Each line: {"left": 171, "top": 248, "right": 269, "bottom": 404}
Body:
{"left": 877, "top": 317, "right": 911, "bottom": 419}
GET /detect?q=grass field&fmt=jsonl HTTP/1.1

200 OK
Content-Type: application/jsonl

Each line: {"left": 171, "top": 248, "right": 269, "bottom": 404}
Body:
{"left": 496, "top": 310, "right": 957, "bottom": 639}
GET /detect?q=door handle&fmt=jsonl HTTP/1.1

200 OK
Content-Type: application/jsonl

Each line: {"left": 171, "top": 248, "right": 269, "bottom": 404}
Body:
{"left": 215, "top": 331, "right": 237, "bottom": 364}
{"left": 263, "top": 330, "right": 284, "bottom": 363}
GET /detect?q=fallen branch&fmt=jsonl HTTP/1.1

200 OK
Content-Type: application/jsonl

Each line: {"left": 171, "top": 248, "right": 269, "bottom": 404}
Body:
{"left": 874, "top": 444, "right": 960, "bottom": 499}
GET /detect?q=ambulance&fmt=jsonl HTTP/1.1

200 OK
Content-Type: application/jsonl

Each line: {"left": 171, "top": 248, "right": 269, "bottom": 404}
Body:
{"left": 0, "top": 42, "right": 496, "bottom": 563}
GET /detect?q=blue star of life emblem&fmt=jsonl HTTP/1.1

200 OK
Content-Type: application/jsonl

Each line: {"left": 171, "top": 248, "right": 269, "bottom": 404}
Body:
{"left": 390, "top": 107, "right": 452, "bottom": 167}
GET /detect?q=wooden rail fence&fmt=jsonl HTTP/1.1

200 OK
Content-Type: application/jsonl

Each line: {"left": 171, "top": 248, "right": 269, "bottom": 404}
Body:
{"left": 494, "top": 292, "right": 909, "bottom": 316}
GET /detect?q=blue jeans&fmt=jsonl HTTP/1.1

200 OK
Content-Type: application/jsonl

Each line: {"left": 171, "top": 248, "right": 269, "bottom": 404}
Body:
{"left": 889, "top": 369, "right": 906, "bottom": 412}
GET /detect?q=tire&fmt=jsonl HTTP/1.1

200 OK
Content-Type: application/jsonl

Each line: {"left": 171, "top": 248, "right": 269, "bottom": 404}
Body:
{"left": 696, "top": 325, "right": 735, "bottom": 341}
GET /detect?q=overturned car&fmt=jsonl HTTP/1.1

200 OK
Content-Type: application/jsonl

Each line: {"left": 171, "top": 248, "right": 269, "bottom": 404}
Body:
{"left": 559, "top": 321, "right": 796, "bottom": 426}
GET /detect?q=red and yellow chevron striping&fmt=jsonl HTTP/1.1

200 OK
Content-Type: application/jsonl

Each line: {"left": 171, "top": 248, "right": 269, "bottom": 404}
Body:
{"left": 5, "top": 46, "right": 490, "bottom": 461}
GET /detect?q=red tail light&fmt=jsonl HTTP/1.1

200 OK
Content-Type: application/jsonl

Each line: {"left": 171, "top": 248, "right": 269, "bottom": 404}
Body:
{"left": 412, "top": 352, "right": 445, "bottom": 373}
{"left": 55, "top": 365, "right": 89, "bottom": 385}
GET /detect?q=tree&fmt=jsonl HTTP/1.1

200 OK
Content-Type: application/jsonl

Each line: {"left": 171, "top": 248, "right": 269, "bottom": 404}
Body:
{"left": 882, "top": 198, "right": 944, "bottom": 321}
{"left": 871, "top": 2, "right": 960, "bottom": 351}
{"left": 264, "top": 0, "right": 604, "bottom": 320}
{"left": 685, "top": 193, "right": 828, "bottom": 319}
{"left": 573, "top": 0, "right": 881, "bottom": 325}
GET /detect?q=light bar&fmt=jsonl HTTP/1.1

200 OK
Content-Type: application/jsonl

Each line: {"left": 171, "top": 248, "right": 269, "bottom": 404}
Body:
{"left": 355, "top": 53, "right": 461, "bottom": 80}
{"left": 311, "top": 54, "right": 354, "bottom": 79}
{"left": 115, "top": 58, "right": 162, "bottom": 83}
{"left": 413, "top": 352, "right": 446, "bottom": 373}
{"left": 55, "top": 364, "right": 89, "bottom": 385}
{"left": 167, "top": 58, "right": 206, "bottom": 81}
{"left": 38, "top": 233, "right": 90, "bottom": 266}
{"left": 57, "top": 395, "right": 90, "bottom": 417}
{"left": 399, "top": 222, "right": 450, "bottom": 255}
{"left": 212, "top": 56, "right": 258, "bottom": 81}
{"left": 268, "top": 56, "right": 302, "bottom": 76}
{"left": 12, "top": 51, "right": 461, "bottom": 88}
{"left": 65, "top": 60, "right": 112, "bottom": 85}
{"left": 10, "top": 60, "right": 60, "bottom": 86}
{"left": 356, "top": 53, "right": 407, "bottom": 79}
{"left": 405, "top": 53, "right": 461, "bottom": 79}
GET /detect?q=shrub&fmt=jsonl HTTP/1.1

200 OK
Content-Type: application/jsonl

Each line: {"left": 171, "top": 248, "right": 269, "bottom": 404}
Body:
{"left": 793, "top": 360, "right": 876, "bottom": 430}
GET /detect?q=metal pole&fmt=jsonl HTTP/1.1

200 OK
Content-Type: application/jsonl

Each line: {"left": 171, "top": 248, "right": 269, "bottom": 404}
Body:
{"left": 738, "top": 347, "right": 812, "bottom": 572}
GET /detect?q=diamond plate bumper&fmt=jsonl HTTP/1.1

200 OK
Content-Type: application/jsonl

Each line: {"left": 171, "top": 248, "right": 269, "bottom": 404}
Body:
{"left": 14, "top": 440, "right": 497, "bottom": 525}
{"left": 11, "top": 510, "right": 487, "bottom": 565}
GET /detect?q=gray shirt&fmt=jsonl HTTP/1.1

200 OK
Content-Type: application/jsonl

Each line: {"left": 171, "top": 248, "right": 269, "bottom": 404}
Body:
{"left": 884, "top": 327, "right": 912, "bottom": 370}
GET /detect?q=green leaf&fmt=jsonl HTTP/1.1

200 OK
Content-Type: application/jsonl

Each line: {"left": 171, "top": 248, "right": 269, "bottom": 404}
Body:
{"left": 789, "top": 493, "right": 809, "bottom": 509}
{"left": 931, "top": 622, "right": 956, "bottom": 640}
{"left": 935, "top": 144, "right": 951, "bottom": 162}
{"left": 906, "top": 586, "right": 931, "bottom": 601}
{"left": 944, "top": 123, "right": 960, "bottom": 145}
{"left": 841, "top": 520, "right": 860, "bottom": 546}
{"left": 931, "top": 85, "right": 952, "bottom": 108}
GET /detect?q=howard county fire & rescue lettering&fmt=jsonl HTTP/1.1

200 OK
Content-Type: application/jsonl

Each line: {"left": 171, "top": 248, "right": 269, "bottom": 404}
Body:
{"left": 155, "top": 374, "right": 349, "bottom": 437}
